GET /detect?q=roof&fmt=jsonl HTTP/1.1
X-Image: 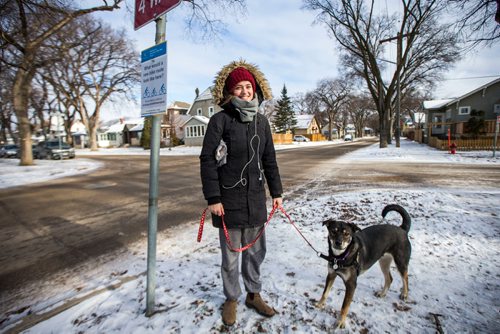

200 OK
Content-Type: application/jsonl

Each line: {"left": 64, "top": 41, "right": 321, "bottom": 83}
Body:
{"left": 295, "top": 114, "right": 315, "bottom": 129}
{"left": 195, "top": 87, "right": 214, "bottom": 102}
{"left": 104, "top": 118, "right": 143, "bottom": 133}
{"left": 179, "top": 115, "right": 210, "bottom": 128}
{"left": 129, "top": 124, "right": 143, "bottom": 132}
{"left": 168, "top": 101, "right": 191, "bottom": 109}
{"left": 187, "top": 87, "right": 215, "bottom": 115}
{"left": 422, "top": 99, "right": 454, "bottom": 110}
{"left": 449, "top": 77, "right": 500, "bottom": 104}
{"left": 423, "top": 77, "right": 500, "bottom": 110}
{"left": 106, "top": 123, "right": 125, "bottom": 133}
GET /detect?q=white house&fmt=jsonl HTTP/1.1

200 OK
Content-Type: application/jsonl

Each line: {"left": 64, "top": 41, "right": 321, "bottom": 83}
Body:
{"left": 180, "top": 115, "right": 210, "bottom": 146}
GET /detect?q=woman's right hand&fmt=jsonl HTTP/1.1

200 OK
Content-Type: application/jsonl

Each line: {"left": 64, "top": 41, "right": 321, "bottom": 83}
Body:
{"left": 208, "top": 203, "right": 225, "bottom": 216}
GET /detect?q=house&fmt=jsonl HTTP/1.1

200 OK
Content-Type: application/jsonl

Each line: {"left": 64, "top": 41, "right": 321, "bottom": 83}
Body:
{"left": 321, "top": 124, "right": 339, "bottom": 138}
{"left": 187, "top": 87, "right": 222, "bottom": 118}
{"left": 124, "top": 122, "right": 143, "bottom": 146}
{"left": 172, "top": 87, "right": 222, "bottom": 146}
{"left": 180, "top": 115, "right": 210, "bottom": 146}
{"left": 97, "top": 118, "right": 143, "bottom": 148}
{"left": 423, "top": 78, "right": 500, "bottom": 140}
{"left": 70, "top": 119, "right": 88, "bottom": 148}
{"left": 161, "top": 101, "right": 190, "bottom": 145}
{"left": 294, "top": 114, "right": 320, "bottom": 136}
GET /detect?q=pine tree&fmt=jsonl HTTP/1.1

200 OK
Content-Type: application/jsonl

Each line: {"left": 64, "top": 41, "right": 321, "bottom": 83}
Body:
{"left": 141, "top": 117, "right": 152, "bottom": 149}
{"left": 274, "top": 84, "right": 297, "bottom": 133}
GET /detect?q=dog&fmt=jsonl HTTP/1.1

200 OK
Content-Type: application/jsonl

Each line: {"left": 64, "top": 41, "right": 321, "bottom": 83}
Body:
{"left": 315, "top": 204, "right": 411, "bottom": 329}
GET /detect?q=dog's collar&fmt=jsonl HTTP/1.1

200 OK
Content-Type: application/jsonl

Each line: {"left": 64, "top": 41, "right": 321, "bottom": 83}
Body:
{"left": 322, "top": 239, "right": 361, "bottom": 274}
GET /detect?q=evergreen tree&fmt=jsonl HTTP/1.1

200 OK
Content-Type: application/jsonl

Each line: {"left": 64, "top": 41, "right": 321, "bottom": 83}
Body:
{"left": 274, "top": 84, "right": 297, "bottom": 133}
{"left": 141, "top": 117, "right": 152, "bottom": 149}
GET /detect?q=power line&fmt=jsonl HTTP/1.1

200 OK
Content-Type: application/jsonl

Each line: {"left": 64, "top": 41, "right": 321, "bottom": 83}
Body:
{"left": 442, "top": 75, "right": 500, "bottom": 81}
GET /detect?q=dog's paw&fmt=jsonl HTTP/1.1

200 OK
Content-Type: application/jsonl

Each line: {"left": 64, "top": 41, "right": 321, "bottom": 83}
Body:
{"left": 315, "top": 301, "right": 325, "bottom": 309}
{"left": 336, "top": 320, "right": 346, "bottom": 329}
{"left": 375, "top": 290, "right": 387, "bottom": 298}
{"left": 399, "top": 293, "right": 408, "bottom": 302}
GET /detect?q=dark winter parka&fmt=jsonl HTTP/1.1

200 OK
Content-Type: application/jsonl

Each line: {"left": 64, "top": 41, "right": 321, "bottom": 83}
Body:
{"left": 200, "top": 60, "right": 283, "bottom": 228}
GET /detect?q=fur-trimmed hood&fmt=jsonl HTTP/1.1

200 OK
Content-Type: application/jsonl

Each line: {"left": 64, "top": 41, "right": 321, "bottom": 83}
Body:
{"left": 212, "top": 59, "right": 272, "bottom": 107}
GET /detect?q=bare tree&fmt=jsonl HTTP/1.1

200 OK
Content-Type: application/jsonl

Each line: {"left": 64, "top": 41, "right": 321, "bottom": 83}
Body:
{"left": 0, "top": 0, "right": 123, "bottom": 165}
{"left": 181, "top": 0, "right": 247, "bottom": 40}
{"left": 309, "top": 78, "right": 351, "bottom": 141}
{"left": 303, "top": 0, "right": 460, "bottom": 148}
{"left": 449, "top": 0, "right": 500, "bottom": 48}
{"left": 46, "top": 17, "right": 140, "bottom": 150}
{"left": 348, "top": 93, "right": 376, "bottom": 138}
{"left": 0, "top": 58, "right": 16, "bottom": 144}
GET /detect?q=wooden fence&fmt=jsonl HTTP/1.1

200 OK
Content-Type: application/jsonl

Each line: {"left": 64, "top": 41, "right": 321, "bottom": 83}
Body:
{"left": 428, "top": 137, "right": 495, "bottom": 151}
{"left": 272, "top": 133, "right": 326, "bottom": 144}
{"left": 272, "top": 133, "right": 293, "bottom": 144}
{"left": 308, "top": 133, "right": 327, "bottom": 141}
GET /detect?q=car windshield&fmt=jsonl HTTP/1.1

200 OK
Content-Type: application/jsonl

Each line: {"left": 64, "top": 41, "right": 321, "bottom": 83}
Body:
{"left": 46, "top": 141, "right": 71, "bottom": 149}
{"left": 5, "top": 145, "right": 17, "bottom": 149}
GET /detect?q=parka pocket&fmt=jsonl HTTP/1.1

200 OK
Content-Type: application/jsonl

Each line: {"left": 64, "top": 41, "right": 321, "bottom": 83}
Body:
{"left": 220, "top": 186, "right": 243, "bottom": 210}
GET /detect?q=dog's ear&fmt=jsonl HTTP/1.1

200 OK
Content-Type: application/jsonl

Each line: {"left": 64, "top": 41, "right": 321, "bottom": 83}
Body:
{"left": 322, "top": 219, "right": 331, "bottom": 226}
{"left": 348, "top": 222, "right": 361, "bottom": 233}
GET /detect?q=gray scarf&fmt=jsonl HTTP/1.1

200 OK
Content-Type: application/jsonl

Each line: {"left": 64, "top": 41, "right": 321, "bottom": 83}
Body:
{"left": 231, "top": 96, "right": 259, "bottom": 123}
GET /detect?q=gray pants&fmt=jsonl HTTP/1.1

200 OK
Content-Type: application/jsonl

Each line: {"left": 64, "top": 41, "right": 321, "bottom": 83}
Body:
{"left": 219, "top": 226, "right": 267, "bottom": 301}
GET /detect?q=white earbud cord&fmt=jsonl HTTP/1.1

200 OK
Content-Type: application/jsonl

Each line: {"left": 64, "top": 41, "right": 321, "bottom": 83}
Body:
{"left": 222, "top": 118, "right": 263, "bottom": 189}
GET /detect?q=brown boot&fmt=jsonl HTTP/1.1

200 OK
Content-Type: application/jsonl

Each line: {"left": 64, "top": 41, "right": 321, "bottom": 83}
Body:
{"left": 245, "top": 293, "right": 276, "bottom": 317}
{"left": 222, "top": 299, "right": 237, "bottom": 326}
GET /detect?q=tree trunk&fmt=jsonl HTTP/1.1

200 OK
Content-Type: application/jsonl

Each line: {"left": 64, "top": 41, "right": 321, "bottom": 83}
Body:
{"left": 89, "top": 123, "right": 98, "bottom": 150}
{"left": 379, "top": 109, "right": 388, "bottom": 148}
{"left": 328, "top": 114, "right": 333, "bottom": 141}
{"left": 13, "top": 63, "right": 36, "bottom": 165}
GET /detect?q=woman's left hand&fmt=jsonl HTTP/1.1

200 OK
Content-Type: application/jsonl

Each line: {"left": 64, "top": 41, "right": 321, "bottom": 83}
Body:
{"left": 273, "top": 197, "right": 283, "bottom": 209}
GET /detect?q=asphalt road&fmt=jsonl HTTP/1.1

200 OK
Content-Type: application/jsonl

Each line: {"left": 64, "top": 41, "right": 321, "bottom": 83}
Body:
{"left": 1, "top": 138, "right": 499, "bottom": 298}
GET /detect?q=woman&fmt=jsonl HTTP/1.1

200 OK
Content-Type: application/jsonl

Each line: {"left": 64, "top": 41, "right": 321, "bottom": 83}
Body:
{"left": 200, "top": 60, "right": 283, "bottom": 326}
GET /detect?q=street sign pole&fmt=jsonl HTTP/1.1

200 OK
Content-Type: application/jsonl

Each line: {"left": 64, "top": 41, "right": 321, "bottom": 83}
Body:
{"left": 145, "top": 14, "right": 165, "bottom": 318}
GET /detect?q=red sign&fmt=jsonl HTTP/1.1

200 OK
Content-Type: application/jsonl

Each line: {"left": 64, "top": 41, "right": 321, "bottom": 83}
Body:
{"left": 497, "top": 115, "right": 500, "bottom": 124}
{"left": 134, "top": 0, "right": 182, "bottom": 30}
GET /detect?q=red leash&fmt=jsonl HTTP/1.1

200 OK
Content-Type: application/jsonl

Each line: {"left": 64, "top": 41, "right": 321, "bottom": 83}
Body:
{"left": 197, "top": 206, "right": 323, "bottom": 256}
{"left": 197, "top": 205, "right": 277, "bottom": 252}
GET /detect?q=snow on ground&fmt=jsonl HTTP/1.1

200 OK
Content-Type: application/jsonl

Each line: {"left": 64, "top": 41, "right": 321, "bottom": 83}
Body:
{"left": 0, "top": 158, "right": 104, "bottom": 189}
{"left": 1, "top": 139, "right": 499, "bottom": 333}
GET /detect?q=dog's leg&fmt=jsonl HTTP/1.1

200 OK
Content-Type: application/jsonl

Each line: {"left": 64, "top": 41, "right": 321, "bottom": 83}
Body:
{"left": 337, "top": 278, "right": 356, "bottom": 329}
{"left": 375, "top": 254, "right": 393, "bottom": 298}
{"left": 394, "top": 256, "right": 410, "bottom": 301}
{"left": 399, "top": 270, "right": 409, "bottom": 301}
{"left": 316, "top": 272, "right": 336, "bottom": 309}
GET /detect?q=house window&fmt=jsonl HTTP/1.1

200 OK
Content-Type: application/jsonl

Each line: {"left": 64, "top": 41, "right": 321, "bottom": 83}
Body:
{"left": 458, "top": 106, "right": 471, "bottom": 115}
{"left": 197, "top": 108, "right": 202, "bottom": 116}
{"left": 446, "top": 108, "right": 452, "bottom": 120}
{"left": 208, "top": 106, "right": 214, "bottom": 117}
{"left": 434, "top": 114, "right": 443, "bottom": 129}
{"left": 186, "top": 125, "right": 206, "bottom": 138}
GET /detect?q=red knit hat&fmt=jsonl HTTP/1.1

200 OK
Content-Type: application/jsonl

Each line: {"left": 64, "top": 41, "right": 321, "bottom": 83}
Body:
{"left": 225, "top": 67, "right": 256, "bottom": 93}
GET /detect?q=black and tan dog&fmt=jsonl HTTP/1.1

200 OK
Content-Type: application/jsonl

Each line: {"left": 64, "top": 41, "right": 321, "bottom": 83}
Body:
{"left": 316, "top": 204, "right": 411, "bottom": 329}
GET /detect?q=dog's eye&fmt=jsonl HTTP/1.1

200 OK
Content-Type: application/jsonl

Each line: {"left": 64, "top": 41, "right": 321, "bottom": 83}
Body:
{"left": 343, "top": 230, "right": 349, "bottom": 235}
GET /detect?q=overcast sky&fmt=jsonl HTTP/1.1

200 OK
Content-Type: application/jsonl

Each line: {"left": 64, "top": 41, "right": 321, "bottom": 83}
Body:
{"left": 94, "top": 0, "right": 500, "bottom": 119}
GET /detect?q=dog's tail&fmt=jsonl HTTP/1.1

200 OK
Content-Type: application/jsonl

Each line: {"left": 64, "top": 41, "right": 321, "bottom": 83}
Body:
{"left": 382, "top": 204, "right": 411, "bottom": 233}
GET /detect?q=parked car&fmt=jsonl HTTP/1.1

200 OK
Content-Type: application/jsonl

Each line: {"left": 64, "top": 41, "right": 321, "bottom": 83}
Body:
{"left": 34, "top": 140, "right": 75, "bottom": 160}
{"left": 344, "top": 134, "right": 353, "bottom": 141}
{"left": 0, "top": 144, "right": 19, "bottom": 158}
{"left": 293, "top": 135, "right": 310, "bottom": 142}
